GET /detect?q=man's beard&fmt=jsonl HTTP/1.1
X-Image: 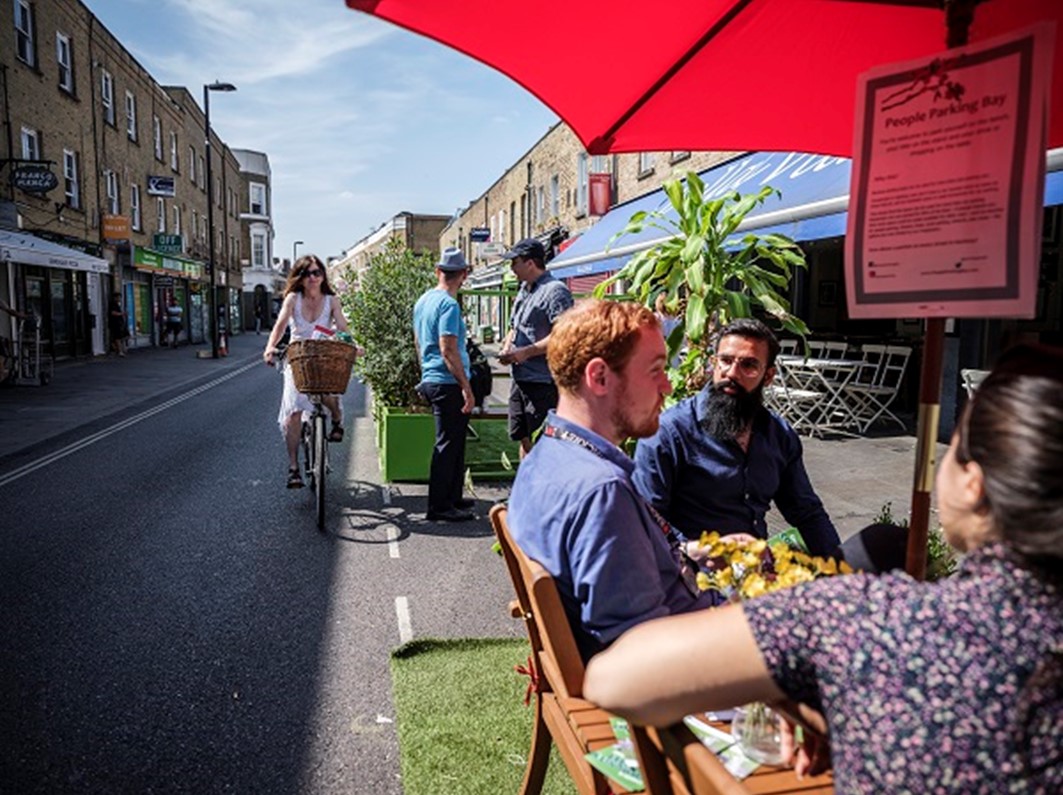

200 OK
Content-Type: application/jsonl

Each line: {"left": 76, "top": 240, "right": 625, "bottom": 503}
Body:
{"left": 611, "top": 380, "right": 662, "bottom": 441}
{"left": 702, "top": 379, "right": 763, "bottom": 439}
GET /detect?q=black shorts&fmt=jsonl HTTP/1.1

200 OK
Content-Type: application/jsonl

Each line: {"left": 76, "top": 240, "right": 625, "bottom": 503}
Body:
{"left": 508, "top": 380, "right": 559, "bottom": 442}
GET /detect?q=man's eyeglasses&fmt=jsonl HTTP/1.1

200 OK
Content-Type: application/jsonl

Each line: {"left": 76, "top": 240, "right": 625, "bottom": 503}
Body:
{"left": 303, "top": 269, "right": 324, "bottom": 279}
{"left": 713, "top": 354, "right": 764, "bottom": 377}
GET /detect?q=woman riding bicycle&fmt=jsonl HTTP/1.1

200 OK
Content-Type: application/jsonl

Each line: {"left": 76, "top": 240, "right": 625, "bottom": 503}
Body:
{"left": 263, "top": 254, "right": 351, "bottom": 489}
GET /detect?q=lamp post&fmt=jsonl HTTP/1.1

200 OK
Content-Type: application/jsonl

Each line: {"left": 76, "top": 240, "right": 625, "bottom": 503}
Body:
{"left": 204, "top": 80, "right": 236, "bottom": 359}
{"left": 293, "top": 240, "right": 304, "bottom": 267}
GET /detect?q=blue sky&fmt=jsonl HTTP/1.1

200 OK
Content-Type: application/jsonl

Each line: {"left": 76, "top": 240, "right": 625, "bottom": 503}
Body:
{"left": 83, "top": 0, "right": 559, "bottom": 261}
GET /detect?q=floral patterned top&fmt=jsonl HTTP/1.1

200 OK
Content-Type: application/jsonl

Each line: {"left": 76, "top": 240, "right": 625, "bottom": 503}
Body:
{"left": 744, "top": 543, "right": 1062, "bottom": 794}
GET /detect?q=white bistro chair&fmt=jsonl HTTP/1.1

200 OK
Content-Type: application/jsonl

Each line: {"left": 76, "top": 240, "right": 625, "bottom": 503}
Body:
{"left": 846, "top": 345, "right": 912, "bottom": 432}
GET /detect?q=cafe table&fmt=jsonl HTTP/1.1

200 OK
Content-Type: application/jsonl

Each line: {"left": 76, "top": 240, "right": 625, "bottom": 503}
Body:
{"left": 775, "top": 355, "right": 866, "bottom": 437}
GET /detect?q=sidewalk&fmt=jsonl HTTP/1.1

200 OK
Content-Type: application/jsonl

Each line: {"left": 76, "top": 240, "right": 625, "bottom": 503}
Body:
{"left": 0, "top": 333, "right": 931, "bottom": 538}
{"left": 0, "top": 332, "right": 263, "bottom": 462}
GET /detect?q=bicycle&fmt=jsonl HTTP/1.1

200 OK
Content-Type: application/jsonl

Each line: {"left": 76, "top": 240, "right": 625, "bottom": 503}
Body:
{"left": 301, "top": 392, "right": 330, "bottom": 530}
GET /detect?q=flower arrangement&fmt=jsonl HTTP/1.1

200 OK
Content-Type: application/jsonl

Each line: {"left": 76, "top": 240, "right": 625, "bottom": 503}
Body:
{"left": 693, "top": 531, "right": 853, "bottom": 602}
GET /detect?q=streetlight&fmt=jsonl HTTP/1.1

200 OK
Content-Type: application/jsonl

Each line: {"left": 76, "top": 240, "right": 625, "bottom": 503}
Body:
{"left": 204, "top": 80, "right": 236, "bottom": 359}
{"left": 293, "top": 240, "right": 304, "bottom": 267}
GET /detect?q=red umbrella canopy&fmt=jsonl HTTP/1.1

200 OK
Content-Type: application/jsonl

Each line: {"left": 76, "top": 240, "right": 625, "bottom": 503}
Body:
{"left": 346, "top": 0, "right": 1062, "bottom": 157}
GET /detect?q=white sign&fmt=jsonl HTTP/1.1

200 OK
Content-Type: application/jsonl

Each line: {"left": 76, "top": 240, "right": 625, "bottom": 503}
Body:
{"left": 479, "top": 241, "right": 506, "bottom": 258}
{"left": 845, "top": 23, "right": 1054, "bottom": 319}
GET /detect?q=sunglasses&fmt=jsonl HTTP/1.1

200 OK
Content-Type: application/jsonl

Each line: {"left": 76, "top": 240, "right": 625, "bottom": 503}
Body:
{"left": 302, "top": 269, "right": 324, "bottom": 279}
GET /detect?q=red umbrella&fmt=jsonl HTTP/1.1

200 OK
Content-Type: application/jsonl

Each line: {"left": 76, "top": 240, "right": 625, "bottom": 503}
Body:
{"left": 345, "top": 0, "right": 1063, "bottom": 157}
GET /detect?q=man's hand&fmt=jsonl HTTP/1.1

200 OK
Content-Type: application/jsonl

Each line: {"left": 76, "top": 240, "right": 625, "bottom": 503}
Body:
{"left": 461, "top": 385, "right": 475, "bottom": 414}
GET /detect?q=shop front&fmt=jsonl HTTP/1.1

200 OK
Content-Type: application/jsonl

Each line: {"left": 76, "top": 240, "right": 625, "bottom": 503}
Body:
{"left": 131, "top": 247, "right": 207, "bottom": 347}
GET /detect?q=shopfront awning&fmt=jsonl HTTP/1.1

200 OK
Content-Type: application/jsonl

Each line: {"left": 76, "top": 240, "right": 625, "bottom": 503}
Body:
{"left": 0, "top": 228, "right": 109, "bottom": 274}
{"left": 550, "top": 148, "right": 1063, "bottom": 280}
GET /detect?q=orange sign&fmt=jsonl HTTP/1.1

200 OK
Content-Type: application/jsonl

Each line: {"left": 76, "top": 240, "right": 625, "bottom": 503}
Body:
{"left": 102, "top": 214, "right": 130, "bottom": 243}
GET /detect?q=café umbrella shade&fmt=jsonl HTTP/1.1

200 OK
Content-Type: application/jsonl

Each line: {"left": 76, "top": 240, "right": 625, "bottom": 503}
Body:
{"left": 344, "top": 0, "right": 1063, "bottom": 157}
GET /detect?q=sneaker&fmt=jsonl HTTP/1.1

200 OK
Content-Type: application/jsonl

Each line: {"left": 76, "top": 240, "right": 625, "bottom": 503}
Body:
{"left": 425, "top": 508, "right": 474, "bottom": 522}
{"left": 455, "top": 498, "right": 476, "bottom": 509}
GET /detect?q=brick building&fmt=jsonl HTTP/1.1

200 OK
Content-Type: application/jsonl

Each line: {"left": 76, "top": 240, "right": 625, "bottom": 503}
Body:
{"left": 1, "top": 0, "right": 265, "bottom": 361}
{"left": 331, "top": 211, "right": 450, "bottom": 288}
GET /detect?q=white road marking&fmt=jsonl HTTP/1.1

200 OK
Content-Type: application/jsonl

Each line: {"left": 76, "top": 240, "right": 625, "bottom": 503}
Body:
{"left": 381, "top": 485, "right": 391, "bottom": 506}
{"left": 387, "top": 525, "right": 400, "bottom": 558}
{"left": 0, "top": 362, "right": 258, "bottom": 488}
{"left": 395, "top": 596, "right": 413, "bottom": 644}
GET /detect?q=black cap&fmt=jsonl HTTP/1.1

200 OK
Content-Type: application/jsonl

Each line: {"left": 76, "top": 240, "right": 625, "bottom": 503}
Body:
{"left": 501, "top": 238, "right": 545, "bottom": 263}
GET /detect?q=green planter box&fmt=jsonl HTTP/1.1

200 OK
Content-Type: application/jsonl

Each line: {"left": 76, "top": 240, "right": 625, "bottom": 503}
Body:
{"left": 377, "top": 405, "right": 519, "bottom": 483}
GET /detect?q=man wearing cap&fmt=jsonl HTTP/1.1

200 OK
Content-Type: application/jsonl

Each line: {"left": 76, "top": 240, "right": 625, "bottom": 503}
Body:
{"left": 499, "top": 238, "right": 574, "bottom": 457}
{"left": 413, "top": 247, "right": 476, "bottom": 522}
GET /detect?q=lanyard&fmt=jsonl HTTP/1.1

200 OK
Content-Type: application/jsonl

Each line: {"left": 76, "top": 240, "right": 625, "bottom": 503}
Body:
{"left": 541, "top": 423, "right": 702, "bottom": 596}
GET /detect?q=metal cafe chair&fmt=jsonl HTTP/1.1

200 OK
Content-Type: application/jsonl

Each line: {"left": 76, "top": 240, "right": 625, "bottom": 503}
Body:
{"left": 766, "top": 358, "right": 824, "bottom": 434}
{"left": 960, "top": 368, "right": 990, "bottom": 398}
{"left": 821, "top": 340, "right": 849, "bottom": 359}
{"left": 846, "top": 345, "right": 912, "bottom": 432}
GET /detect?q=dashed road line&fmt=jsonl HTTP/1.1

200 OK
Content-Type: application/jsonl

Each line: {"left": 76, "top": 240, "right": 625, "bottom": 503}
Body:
{"left": 395, "top": 596, "right": 412, "bottom": 644}
{"left": 386, "top": 525, "right": 400, "bottom": 559}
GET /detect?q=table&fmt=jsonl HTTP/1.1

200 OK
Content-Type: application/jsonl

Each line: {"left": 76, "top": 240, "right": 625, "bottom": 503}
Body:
{"left": 775, "top": 356, "right": 865, "bottom": 437}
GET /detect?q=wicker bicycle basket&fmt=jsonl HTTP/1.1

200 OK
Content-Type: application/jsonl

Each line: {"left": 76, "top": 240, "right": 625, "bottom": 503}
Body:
{"left": 287, "top": 339, "right": 358, "bottom": 394}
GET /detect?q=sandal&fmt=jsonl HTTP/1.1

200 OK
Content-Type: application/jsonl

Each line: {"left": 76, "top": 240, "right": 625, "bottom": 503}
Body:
{"left": 328, "top": 422, "right": 344, "bottom": 443}
{"left": 286, "top": 467, "right": 304, "bottom": 489}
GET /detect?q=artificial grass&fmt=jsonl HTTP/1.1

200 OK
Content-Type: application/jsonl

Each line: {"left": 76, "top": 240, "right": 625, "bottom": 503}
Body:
{"left": 466, "top": 418, "right": 520, "bottom": 481}
{"left": 390, "top": 638, "right": 576, "bottom": 795}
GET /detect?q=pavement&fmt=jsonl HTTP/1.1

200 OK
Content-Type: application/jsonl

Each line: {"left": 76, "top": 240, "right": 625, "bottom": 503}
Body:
{"left": 0, "top": 333, "right": 933, "bottom": 539}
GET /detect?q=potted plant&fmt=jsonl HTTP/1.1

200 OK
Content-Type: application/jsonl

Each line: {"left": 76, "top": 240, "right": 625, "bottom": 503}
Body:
{"left": 594, "top": 172, "right": 810, "bottom": 400}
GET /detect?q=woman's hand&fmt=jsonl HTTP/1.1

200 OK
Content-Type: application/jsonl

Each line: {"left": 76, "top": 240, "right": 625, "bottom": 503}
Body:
{"left": 263, "top": 347, "right": 277, "bottom": 367}
{"left": 774, "top": 701, "right": 832, "bottom": 778}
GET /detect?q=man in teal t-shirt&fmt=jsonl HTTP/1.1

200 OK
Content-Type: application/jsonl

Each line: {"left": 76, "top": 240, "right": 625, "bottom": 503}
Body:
{"left": 413, "top": 247, "right": 475, "bottom": 522}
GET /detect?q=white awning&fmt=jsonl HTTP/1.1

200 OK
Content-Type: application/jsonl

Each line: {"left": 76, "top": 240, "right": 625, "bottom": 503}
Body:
{"left": 0, "top": 229, "right": 109, "bottom": 274}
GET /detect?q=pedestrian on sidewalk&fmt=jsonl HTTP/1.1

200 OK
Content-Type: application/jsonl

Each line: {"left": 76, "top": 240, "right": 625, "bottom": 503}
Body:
{"left": 108, "top": 294, "right": 129, "bottom": 357}
{"left": 164, "top": 297, "right": 183, "bottom": 348}
{"left": 254, "top": 304, "right": 264, "bottom": 335}
{"left": 413, "top": 247, "right": 476, "bottom": 522}
{"left": 263, "top": 254, "right": 351, "bottom": 489}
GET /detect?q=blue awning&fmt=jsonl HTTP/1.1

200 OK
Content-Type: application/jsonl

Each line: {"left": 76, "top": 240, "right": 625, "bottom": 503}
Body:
{"left": 550, "top": 148, "right": 1063, "bottom": 281}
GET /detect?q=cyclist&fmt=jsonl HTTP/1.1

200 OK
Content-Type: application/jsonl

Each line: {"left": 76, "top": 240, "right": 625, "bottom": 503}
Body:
{"left": 263, "top": 254, "right": 352, "bottom": 489}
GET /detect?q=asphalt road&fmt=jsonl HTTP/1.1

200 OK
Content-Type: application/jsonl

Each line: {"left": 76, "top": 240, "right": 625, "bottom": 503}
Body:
{"left": 1, "top": 361, "right": 519, "bottom": 793}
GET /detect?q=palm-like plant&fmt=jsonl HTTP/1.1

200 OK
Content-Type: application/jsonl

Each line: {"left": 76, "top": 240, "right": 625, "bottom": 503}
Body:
{"left": 593, "top": 171, "right": 809, "bottom": 398}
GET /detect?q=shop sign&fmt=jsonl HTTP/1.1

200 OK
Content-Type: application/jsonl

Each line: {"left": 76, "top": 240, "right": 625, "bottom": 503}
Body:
{"left": 134, "top": 246, "right": 204, "bottom": 280}
{"left": 147, "top": 175, "right": 176, "bottom": 197}
{"left": 588, "top": 173, "right": 611, "bottom": 216}
{"left": 479, "top": 241, "right": 505, "bottom": 257}
{"left": 153, "top": 233, "right": 184, "bottom": 254}
{"left": 12, "top": 164, "right": 59, "bottom": 194}
{"left": 154, "top": 276, "right": 175, "bottom": 287}
{"left": 102, "top": 214, "right": 130, "bottom": 243}
{"left": 469, "top": 227, "right": 491, "bottom": 242}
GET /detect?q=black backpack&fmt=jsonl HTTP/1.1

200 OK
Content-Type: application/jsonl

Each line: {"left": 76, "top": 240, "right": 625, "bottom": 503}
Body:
{"left": 466, "top": 338, "right": 493, "bottom": 409}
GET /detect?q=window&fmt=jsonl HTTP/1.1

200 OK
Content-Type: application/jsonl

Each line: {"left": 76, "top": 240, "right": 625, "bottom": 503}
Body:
{"left": 125, "top": 91, "right": 137, "bottom": 140}
{"left": 101, "top": 69, "right": 114, "bottom": 126}
{"left": 249, "top": 183, "right": 266, "bottom": 215}
{"left": 153, "top": 116, "right": 162, "bottom": 160}
{"left": 576, "top": 153, "right": 589, "bottom": 214}
{"left": 638, "top": 152, "right": 656, "bottom": 174}
{"left": 191, "top": 209, "right": 198, "bottom": 242}
{"left": 104, "top": 169, "right": 119, "bottom": 214}
{"left": 130, "top": 184, "right": 141, "bottom": 230}
{"left": 15, "top": 0, "right": 35, "bottom": 67}
{"left": 251, "top": 232, "right": 266, "bottom": 268}
{"left": 537, "top": 186, "right": 545, "bottom": 226}
{"left": 156, "top": 197, "right": 166, "bottom": 232}
{"left": 550, "top": 174, "right": 560, "bottom": 218}
{"left": 591, "top": 155, "right": 609, "bottom": 173}
{"left": 670, "top": 150, "right": 691, "bottom": 163}
{"left": 56, "top": 32, "right": 74, "bottom": 93}
{"left": 188, "top": 145, "right": 196, "bottom": 183}
{"left": 198, "top": 156, "right": 205, "bottom": 190}
{"left": 172, "top": 206, "right": 181, "bottom": 236}
{"left": 63, "top": 149, "right": 80, "bottom": 208}
{"left": 498, "top": 209, "right": 506, "bottom": 245}
{"left": 170, "top": 131, "right": 178, "bottom": 171}
{"left": 20, "top": 126, "right": 40, "bottom": 161}
{"left": 215, "top": 176, "right": 221, "bottom": 207}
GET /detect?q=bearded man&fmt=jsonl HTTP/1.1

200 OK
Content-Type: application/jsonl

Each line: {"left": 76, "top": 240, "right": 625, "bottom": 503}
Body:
{"left": 508, "top": 300, "right": 719, "bottom": 662}
{"left": 632, "top": 318, "right": 842, "bottom": 558}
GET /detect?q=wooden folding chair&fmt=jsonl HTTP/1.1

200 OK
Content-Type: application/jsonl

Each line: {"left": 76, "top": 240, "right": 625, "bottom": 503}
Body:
{"left": 490, "top": 504, "right": 628, "bottom": 795}
{"left": 629, "top": 722, "right": 745, "bottom": 795}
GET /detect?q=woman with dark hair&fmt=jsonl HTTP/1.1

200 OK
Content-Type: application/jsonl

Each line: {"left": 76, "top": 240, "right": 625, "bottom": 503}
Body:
{"left": 585, "top": 343, "right": 1062, "bottom": 793}
{"left": 263, "top": 254, "right": 351, "bottom": 488}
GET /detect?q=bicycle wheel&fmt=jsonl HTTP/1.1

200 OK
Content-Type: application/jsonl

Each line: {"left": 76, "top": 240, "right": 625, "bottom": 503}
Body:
{"left": 302, "top": 418, "right": 315, "bottom": 489}
{"left": 313, "top": 411, "right": 327, "bottom": 529}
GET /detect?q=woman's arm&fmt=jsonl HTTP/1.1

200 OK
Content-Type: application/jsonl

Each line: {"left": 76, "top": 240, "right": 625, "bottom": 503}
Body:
{"left": 331, "top": 297, "right": 350, "bottom": 334}
{"left": 263, "top": 294, "right": 295, "bottom": 364}
{"left": 583, "top": 603, "right": 785, "bottom": 727}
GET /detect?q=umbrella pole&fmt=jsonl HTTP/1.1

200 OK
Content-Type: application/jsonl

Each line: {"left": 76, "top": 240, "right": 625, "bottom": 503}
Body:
{"left": 905, "top": 318, "right": 945, "bottom": 579}
{"left": 904, "top": 1, "right": 979, "bottom": 579}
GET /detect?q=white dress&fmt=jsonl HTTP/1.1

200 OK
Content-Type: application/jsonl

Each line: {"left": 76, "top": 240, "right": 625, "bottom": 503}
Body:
{"left": 277, "top": 293, "right": 336, "bottom": 433}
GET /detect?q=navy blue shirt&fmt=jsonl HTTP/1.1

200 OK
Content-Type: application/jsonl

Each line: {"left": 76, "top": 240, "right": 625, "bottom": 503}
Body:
{"left": 508, "top": 271, "right": 573, "bottom": 383}
{"left": 632, "top": 390, "right": 840, "bottom": 557}
{"left": 509, "top": 412, "right": 717, "bottom": 661}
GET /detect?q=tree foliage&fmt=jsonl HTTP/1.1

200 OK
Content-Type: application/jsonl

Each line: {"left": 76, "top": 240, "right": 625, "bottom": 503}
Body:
{"left": 341, "top": 239, "right": 435, "bottom": 411}
{"left": 594, "top": 172, "right": 809, "bottom": 399}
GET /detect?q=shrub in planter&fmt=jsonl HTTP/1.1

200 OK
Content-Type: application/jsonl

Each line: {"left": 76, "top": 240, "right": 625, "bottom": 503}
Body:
{"left": 341, "top": 239, "right": 436, "bottom": 413}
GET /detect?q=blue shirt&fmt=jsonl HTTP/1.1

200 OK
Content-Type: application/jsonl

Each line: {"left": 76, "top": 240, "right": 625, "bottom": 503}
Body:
{"left": 508, "top": 272, "right": 573, "bottom": 383}
{"left": 632, "top": 390, "right": 840, "bottom": 557}
{"left": 508, "top": 412, "right": 717, "bottom": 661}
{"left": 413, "top": 288, "right": 469, "bottom": 384}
